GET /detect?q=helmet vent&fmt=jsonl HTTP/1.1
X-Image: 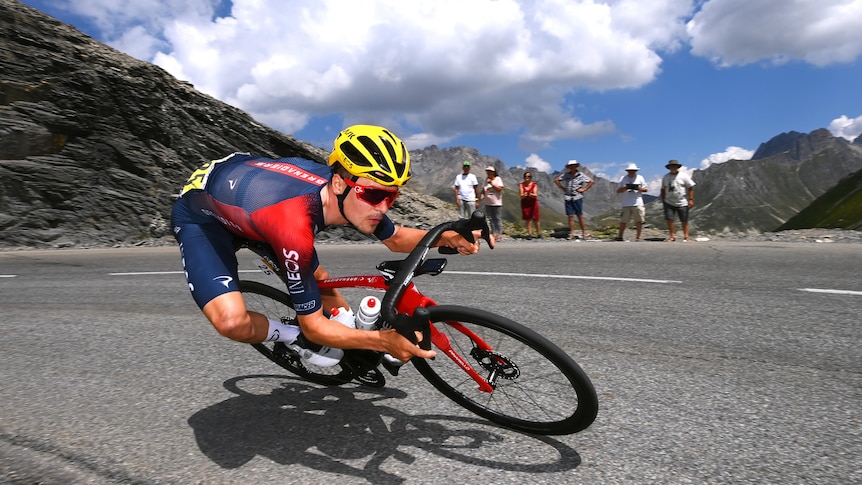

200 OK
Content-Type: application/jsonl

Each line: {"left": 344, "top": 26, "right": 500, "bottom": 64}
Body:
{"left": 339, "top": 141, "right": 371, "bottom": 167}
{"left": 358, "top": 135, "right": 394, "bottom": 167}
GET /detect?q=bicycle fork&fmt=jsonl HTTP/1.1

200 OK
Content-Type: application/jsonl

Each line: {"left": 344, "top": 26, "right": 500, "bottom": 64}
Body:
{"left": 397, "top": 307, "right": 497, "bottom": 393}
{"left": 430, "top": 324, "right": 496, "bottom": 393}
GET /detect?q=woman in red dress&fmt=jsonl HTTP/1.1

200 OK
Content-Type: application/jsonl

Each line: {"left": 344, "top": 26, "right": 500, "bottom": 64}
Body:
{"left": 519, "top": 172, "right": 542, "bottom": 238}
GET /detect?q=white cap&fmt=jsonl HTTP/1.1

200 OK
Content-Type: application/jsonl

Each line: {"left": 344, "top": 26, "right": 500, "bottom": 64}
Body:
{"left": 566, "top": 160, "right": 580, "bottom": 166}
{"left": 625, "top": 163, "right": 640, "bottom": 171}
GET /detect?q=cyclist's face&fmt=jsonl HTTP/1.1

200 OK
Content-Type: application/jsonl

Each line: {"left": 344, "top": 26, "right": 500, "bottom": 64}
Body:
{"left": 342, "top": 176, "right": 398, "bottom": 234}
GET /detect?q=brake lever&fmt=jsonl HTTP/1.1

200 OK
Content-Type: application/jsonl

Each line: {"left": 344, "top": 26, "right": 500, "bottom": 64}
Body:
{"left": 437, "top": 210, "right": 494, "bottom": 254}
{"left": 390, "top": 307, "right": 432, "bottom": 351}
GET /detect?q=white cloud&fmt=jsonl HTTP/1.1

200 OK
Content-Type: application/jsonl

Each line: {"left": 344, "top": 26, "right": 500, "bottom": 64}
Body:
{"left": 51, "top": 0, "right": 862, "bottom": 156}
{"left": 828, "top": 114, "right": 862, "bottom": 141}
{"left": 61, "top": 0, "right": 693, "bottom": 146}
{"left": 523, "top": 154, "right": 552, "bottom": 173}
{"left": 687, "top": 0, "right": 862, "bottom": 67}
{"left": 111, "top": 25, "right": 164, "bottom": 61}
{"left": 64, "top": 0, "right": 218, "bottom": 43}
{"left": 401, "top": 132, "right": 456, "bottom": 151}
{"left": 700, "top": 146, "right": 754, "bottom": 169}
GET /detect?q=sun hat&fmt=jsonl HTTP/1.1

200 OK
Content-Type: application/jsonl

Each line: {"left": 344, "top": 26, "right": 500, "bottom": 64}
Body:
{"left": 666, "top": 159, "right": 682, "bottom": 168}
{"left": 566, "top": 160, "right": 580, "bottom": 166}
{"left": 485, "top": 165, "right": 496, "bottom": 172}
{"left": 625, "top": 163, "right": 640, "bottom": 171}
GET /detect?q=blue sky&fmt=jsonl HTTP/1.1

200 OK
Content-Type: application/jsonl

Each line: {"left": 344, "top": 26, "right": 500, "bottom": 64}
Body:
{"left": 21, "top": 0, "right": 862, "bottom": 191}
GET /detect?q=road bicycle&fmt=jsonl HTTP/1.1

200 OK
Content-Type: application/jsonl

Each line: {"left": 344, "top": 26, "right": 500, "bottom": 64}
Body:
{"left": 239, "top": 212, "right": 598, "bottom": 435}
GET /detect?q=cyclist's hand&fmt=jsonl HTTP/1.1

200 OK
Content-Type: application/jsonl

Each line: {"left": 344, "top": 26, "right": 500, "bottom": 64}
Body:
{"left": 440, "top": 229, "right": 482, "bottom": 255}
{"left": 379, "top": 329, "right": 437, "bottom": 361}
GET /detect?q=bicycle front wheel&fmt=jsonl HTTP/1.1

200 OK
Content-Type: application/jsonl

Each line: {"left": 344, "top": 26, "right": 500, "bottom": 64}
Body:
{"left": 240, "top": 280, "right": 353, "bottom": 386}
{"left": 411, "top": 305, "right": 598, "bottom": 435}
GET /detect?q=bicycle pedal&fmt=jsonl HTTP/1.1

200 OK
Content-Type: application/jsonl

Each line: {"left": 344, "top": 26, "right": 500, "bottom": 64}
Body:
{"left": 272, "top": 342, "right": 292, "bottom": 357}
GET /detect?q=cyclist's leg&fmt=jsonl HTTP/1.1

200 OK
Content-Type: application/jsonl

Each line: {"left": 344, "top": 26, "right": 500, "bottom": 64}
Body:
{"left": 172, "top": 195, "right": 267, "bottom": 342}
{"left": 202, "top": 293, "right": 270, "bottom": 343}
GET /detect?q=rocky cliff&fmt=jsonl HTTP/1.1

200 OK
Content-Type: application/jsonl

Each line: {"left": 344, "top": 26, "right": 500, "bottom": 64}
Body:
{"left": 0, "top": 0, "right": 454, "bottom": 248}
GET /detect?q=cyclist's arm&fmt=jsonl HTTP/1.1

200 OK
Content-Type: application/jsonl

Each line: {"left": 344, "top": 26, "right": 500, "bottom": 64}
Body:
{"left": 381, "top": 226, "right": 480, "bottom": 255}
{"left": 296, "top": 310, "right": 436, "bottom": 361}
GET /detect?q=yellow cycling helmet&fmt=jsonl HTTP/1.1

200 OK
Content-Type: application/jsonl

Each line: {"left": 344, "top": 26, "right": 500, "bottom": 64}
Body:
{"left": 328, "top": 125, "right": 411, "bottom": 187}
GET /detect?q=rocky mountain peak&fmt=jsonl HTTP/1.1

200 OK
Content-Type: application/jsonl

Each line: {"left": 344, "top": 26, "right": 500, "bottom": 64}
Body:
{"left": 752, "top": 128, "right": 845, "bottom": 161}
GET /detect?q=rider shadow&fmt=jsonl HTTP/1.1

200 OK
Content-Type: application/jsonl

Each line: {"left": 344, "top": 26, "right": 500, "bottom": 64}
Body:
{"left": 188, "top": 374, "right": 582, "bottom": 483}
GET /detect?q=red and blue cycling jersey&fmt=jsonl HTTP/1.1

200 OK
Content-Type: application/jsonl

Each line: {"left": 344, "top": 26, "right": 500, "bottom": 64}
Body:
{"left": 171, "top": 153, "right": 395, "bottom": 314}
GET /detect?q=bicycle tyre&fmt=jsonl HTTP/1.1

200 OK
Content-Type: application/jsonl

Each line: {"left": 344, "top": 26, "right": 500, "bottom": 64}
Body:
{"left": 240, "top": 280, "right": 353, "bottom": 386}
{"left": 411, "top": 305, "right": 598, "bottom": 435}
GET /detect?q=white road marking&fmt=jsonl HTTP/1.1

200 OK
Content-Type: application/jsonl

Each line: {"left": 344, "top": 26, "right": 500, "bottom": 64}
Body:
{"left": 799, "top": 288, "right": 862, "bottom": 296}
{"left": 447, "top": 270, "right": 682, "bottom": 284}
{"left": 0, "top": 275, "right": 17, "bottom": 278}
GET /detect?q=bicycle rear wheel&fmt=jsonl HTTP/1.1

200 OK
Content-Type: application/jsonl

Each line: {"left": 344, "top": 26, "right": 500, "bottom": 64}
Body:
{"left": 411, "top": 305, "right": 598, "bottom": 435}
{"left": 240, "top": 280, "right": 353, "bottom": 386}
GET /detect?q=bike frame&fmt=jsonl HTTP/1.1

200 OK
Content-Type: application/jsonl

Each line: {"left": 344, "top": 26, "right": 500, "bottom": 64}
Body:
{"left": 318, "top": 275, "right": 495, "bottom": 392}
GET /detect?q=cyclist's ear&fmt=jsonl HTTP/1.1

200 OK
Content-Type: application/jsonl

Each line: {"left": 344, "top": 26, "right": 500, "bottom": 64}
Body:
{"left": 330, "top": 172, "right": 348, "bottom": 196}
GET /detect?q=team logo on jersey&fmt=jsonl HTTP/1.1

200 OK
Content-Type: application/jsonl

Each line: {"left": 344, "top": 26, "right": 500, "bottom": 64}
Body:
{"left": 250, "top": 161, "right": 328, "bottom": 185}
{"left": 213, "top": 275, "right": 234, "bottom": 288}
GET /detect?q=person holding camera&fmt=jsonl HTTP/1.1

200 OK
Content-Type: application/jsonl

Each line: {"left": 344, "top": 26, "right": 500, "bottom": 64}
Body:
{"left": 615, "top": 163, "right": 648, "bottom": 241}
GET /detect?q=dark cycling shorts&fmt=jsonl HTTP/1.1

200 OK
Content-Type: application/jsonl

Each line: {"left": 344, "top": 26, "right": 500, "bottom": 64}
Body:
{"left": 663, "top": 202, "right": 690, "bottom": 222}
{"left": 171, "top": 194, "right": 320, "bottom": 310}
{"left": 565, "top": 198, "right": 584, "bottom": 216}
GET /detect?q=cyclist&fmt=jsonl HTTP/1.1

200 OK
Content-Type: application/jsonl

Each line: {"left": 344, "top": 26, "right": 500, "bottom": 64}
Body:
{"left": 171, "top": 125, "right": 483, "bottom": 366}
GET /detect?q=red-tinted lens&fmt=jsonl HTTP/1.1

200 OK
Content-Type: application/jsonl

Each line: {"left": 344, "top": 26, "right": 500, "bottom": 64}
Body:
{"left": 344, "top": 178, "right": 399, "bottom": 206}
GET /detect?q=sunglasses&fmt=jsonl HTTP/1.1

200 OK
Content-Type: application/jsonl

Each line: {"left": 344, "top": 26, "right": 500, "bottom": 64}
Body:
{"left": 342, "top": 176, "right": 399, "bottom": 207}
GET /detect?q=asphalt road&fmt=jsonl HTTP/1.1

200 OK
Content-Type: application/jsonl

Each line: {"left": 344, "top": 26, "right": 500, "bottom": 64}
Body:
{"left": 1, "top": 239, "right": 860, "bottom": 484}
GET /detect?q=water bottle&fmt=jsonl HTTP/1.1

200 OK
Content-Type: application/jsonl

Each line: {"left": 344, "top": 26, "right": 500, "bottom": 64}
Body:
{"left": 328, "top": 306, "right": 355, "bottom": 328}
{"left": 354, "top": 296, "right": 381, "bottom": 331}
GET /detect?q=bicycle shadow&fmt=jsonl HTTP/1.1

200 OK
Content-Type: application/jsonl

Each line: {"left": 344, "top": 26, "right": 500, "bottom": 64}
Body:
{"left": 188, "top": 374, "right": 582, "bottom": 483}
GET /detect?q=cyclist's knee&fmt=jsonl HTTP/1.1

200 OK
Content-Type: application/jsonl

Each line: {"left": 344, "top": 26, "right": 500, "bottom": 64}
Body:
{"left": 211, "top": 312, "right": 256, "bottom": 342}
{"left": 203, "top": 296, "right": 256, "bottom": 342}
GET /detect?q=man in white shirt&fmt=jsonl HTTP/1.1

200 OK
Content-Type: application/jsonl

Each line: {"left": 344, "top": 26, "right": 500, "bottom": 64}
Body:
{"left": 615, "top": 163, "right": 648, "bottom": 241}
{"left": 660, "top": 160, "right": 696, "bottom": 242}
{"left": 453, "top": 161, "right": 479, "bottom": 219}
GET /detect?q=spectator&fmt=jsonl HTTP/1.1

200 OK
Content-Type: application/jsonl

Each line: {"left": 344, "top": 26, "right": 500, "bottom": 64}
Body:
{"left": 554, "top": 160, "right": 594, "bottom": 240}
{"left": 453, "top": 161, "right": 479, "bottom": 219}
{"left": 481, "top": 165, "right": 504, "bottom": 241}
{"left": 519, "top": 171, "right": 542, "bottom": 238}
{"left": 660, "top": 160, "right": 696, "bottom": 242}
{"left": 615, "top": 163, "right": 648, "bottom": 241}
